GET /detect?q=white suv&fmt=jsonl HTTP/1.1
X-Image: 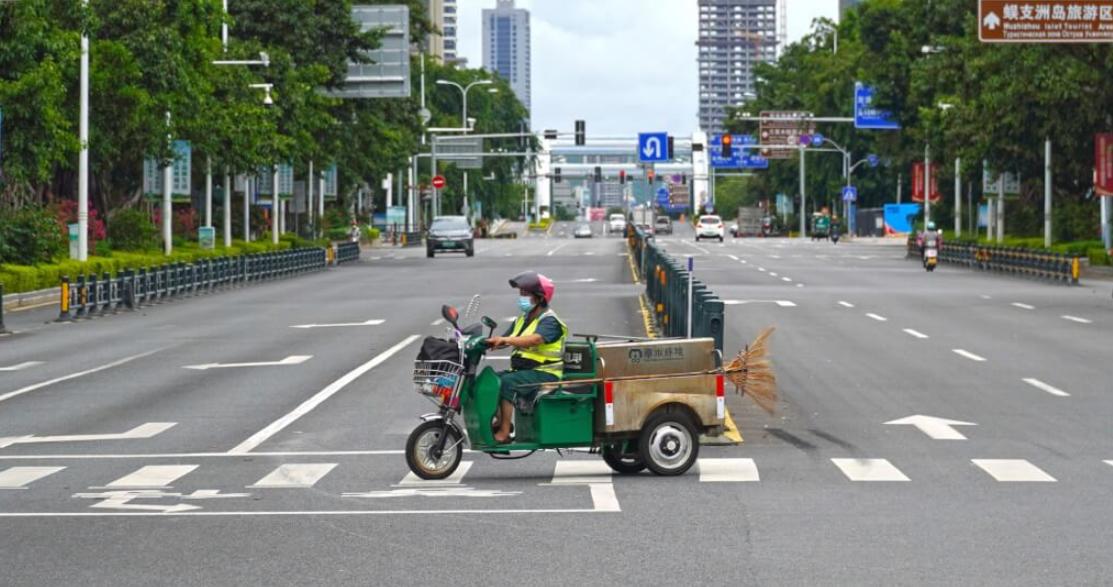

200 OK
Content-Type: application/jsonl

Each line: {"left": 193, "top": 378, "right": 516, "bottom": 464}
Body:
{"left": 608, "top": 214, "right": 627, "bottom": 235}
{"left": 695, "top": 215, "right": 724, "bottom": 242}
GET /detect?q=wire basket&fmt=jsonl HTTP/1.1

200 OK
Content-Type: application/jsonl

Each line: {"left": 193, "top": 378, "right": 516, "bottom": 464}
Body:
{"left": 413, "top": 360, "right": 465, "bottom": 407}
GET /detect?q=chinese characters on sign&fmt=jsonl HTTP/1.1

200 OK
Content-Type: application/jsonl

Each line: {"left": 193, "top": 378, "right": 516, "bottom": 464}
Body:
{"left": 759, "top": 111, "right": 815, "bottom": 160}
{"left": 911, "top": 162, "right": 941, "bottom": 203}
{"left": 980, "top": 1, "right": 1113, "bottom": 42}
{"left": 1096, "top": 133, "right": 1113, "bottom": 196}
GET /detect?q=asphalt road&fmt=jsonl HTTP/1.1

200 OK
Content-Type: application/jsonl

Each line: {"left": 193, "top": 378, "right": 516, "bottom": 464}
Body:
{"left": 1, "top": 222, "right": 1112, "bottom": 585}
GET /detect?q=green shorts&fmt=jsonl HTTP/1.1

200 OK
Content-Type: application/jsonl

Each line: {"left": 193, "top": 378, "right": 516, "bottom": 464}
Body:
{"left": 498, "top": 369, "right": 560, "bottom": 404}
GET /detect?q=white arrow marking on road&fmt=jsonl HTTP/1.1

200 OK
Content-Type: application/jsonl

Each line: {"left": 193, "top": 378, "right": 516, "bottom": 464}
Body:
{"left": 88, "top": 496, "right": 201, "bottom": 513}
{"left": 1022, "top": 378, "right": 1070, "bottom": 397}
{"left": 183, "top": 355, "right": 312, "bottom": 370}
{"left": 0, "top": 422, "right": 176, "bottom": 449}
{"left": 642, "top": 136, "right": 662, "bottom": 159}
{"left": 1061, "top": 315, "right": 1092, "bottom": 324}
{"left": 0, "top": 362, "right": 44, "bottom": 372}
{"left": 290, "top": 319, "right": 384, "bottom": 329}
{"left": 885, "top": 415, "right": 977, "bottom": 440}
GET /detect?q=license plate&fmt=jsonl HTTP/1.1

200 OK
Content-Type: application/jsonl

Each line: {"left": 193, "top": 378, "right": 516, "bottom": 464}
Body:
{"left": 442, "top": 241, "right": 456, "bottom": 247}
{"left": 926, "top": 249, "right": 938, "bottom": 258}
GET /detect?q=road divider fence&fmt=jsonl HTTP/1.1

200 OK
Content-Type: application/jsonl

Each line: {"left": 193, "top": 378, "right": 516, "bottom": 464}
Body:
{"left": 629, "top": 226, "right": 725, "bottom": 351}
{"left": 906, "top": 238, "right": 1080, "bottom": 284}
{"left": 56, "top": 245, "right": 356, "bottom": 322}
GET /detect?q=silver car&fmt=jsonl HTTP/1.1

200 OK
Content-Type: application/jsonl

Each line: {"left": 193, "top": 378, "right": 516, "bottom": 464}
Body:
{"left": 573, "top": 223, "right": 593, "bottom": 238}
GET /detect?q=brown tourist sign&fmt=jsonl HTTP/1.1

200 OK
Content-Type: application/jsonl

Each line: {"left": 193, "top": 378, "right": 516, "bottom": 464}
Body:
{"left": 979, "top": 1, "right": 1113, "bottom": 42}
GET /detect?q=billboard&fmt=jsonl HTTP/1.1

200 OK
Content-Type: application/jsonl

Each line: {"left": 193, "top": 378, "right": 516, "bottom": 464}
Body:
{"left": 1096, "top": 133, "right": 1113, "bottom": 196}
{"left": 327, "top": 5, "right": 412, "bottom": 99}
{"left": 911, "top": 161, "right": 941, "bottom": 203}
{"left": 143, "top": 140, "right": 192, "bottom": 202}
{"left": 759, "top": 111, "right": 815, "bottom": 159}
{"left": 979, "top": 1, "right": 1113, "bottom": 43}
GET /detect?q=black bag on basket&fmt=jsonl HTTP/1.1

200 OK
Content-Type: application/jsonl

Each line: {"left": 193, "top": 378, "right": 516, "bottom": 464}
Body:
{"left": 417, "top": 336, "right": 461, "bottom": 363}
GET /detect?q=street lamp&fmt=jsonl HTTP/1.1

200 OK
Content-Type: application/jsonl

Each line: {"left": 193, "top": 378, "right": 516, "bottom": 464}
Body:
{"left": 213, "top": 51, "right": 270, "bottom": 67}
{"left": 435, "top": 78, "right": 493, "bottom": 218}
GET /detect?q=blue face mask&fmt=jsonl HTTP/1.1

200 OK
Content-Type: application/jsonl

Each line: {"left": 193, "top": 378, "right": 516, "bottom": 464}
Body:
{"left": 518, "top": 296, "right": 534, "bottom": 313}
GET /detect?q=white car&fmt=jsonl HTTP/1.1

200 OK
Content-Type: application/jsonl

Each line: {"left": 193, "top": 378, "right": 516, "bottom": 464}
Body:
{"left": 695, "top": 215, "right": 724, "bottom": 242}
{"left": 608, "top": 214, "right": 627, "bottom": 235}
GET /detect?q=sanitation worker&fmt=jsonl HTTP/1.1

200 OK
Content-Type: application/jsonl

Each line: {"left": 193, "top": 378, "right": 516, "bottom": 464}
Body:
{"left": 485, "top": 271, "right": 567, "bottom": 444}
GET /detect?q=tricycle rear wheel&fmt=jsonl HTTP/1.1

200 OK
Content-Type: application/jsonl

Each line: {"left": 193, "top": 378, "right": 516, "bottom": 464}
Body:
{"left": 601, "top": 444, "right": 646, "bottom": 475}
{"left": 639, "top": 410, "right": 699, "bottom": 476}
{"left": 405, "top": 420, "right": 463, "bottom": 480}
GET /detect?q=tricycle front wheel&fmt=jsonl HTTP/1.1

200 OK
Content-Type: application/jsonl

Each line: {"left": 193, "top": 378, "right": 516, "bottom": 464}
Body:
{"left": 601, "top": 443, "right": 646, "bottom": 475}
{"left": 639, "top": 410, "right": 699, "bottom": 476}
{"left": 405, "top": 420, "right": 463, "bottom": 480}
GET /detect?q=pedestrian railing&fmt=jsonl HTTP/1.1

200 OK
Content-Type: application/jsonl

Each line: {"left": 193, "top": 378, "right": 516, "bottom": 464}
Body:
{"left": 629, "top": 225, "right": 725, "bottom": 351}
{"left": 335, "top": 242, "right": 361, "bottom": 264}
{"left": 56, "top": 247, "right": 339, "bottom": 321}
{"left": 906, "top": 237, "right": 1080, "bottom": 284}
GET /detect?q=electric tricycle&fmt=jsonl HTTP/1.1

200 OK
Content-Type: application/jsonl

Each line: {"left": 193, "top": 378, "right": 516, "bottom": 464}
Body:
{"left": 405, "top": 304, "right": 730, "bottom": 480}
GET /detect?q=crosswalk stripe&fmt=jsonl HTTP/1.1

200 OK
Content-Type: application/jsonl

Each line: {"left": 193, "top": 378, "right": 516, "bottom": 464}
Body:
{"left": 972, "top": 459, "right": 1056, "bottom": 482}
{"left": 831, "top": 458, "right": 909, "bottom": 481}
{"left": 398, "top": 461, "right": 473, "bottom": 486}
{"left": 552, "top": 461, "right": 613, "bottom": 484}
{"left": 698, "top": 458, "right": 759, "bottom": 482}
{"left": 106, "top": 465, "right": 197, "bottom": 488}
{"left": 250, "top": 463, "right": 338, "bottom": 488}
{"left": 0, "top": 466, "right": 65, "bottom": 489}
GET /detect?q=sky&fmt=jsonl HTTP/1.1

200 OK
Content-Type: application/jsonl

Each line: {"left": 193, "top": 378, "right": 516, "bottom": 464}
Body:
{"left": 454, "top": 0, "right": 839, "bottom": 137}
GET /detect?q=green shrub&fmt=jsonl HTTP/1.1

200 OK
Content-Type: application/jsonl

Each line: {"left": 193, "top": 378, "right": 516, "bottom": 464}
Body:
{"left": 108, "top": 208, "right": 159, "bottom": 251}
{"left": 1087, "top": 248, "right": 1111, "bottom": 266}
{"left": 364, "top": 227, "right": 380, "bottom": 241}
{"left": 0, "top": 206, "right": 66, "bottom": 265}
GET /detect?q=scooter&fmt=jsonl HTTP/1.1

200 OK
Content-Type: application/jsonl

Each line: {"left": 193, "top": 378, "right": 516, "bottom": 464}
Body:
{"left": 923, "top": 244, "right": 938, "bottom": 272}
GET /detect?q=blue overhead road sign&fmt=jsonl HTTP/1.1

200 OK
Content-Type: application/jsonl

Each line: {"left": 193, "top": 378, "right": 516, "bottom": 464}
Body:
{"left": 710, "top": 134, "right": 768, "bottom": 170}
{"left": 855, "top": 82, "right": 901, "bottom": 130}
{"left": 638, "top": 132, "right": 670, "bottom": 163}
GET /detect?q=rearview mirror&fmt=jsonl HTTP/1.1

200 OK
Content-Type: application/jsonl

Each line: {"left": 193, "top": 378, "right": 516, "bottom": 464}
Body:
{"left": 481, "top": 316, "right": 497, "bottom": 336}
{"left": 442, "top": 305, "right": 460, "bottom": 328}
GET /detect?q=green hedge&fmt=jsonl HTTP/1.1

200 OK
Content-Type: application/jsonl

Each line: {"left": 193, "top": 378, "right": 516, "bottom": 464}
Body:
{"left": 941, "top": 231, "right": 1109, "bottom": 262}
{"left": 0, "top": 240, "right": 304, "bottom": 294}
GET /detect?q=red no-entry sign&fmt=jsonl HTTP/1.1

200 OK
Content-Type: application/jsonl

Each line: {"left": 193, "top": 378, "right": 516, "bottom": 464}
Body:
{"left": 432, "top": 175, "right": 446, "bottom": 189}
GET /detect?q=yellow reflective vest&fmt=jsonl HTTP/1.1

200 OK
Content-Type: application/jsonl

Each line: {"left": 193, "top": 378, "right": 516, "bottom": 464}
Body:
{"left": 510, "top": 308, "right": 567, "bottom": 377}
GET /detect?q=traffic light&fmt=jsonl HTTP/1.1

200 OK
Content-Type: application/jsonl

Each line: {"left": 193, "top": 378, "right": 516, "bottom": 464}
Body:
{"left": 681, "top": 174, "right": 688, "bottom": 184}
{"left": 667, "top": 136, "right": 675, "bottom": 160}
{"left": 721, "top": 134, "right": 733, "bottom": 158}
{"left": 575, "top": 120, "right": 586, "bottom": 146}
{"left": 593, "top": 166, "right": 602, "bottom": 183}
{"left": 543, "top": 129, "right": 558, "bottom": 140}
{"left": 619, "top": 170, "right": 626, "bottom": 185}
{"left": 554, "top": 167, "right": 562, "bottom": 183}
{"left": 647, "top": 169, "right": 656, "bottom": 184}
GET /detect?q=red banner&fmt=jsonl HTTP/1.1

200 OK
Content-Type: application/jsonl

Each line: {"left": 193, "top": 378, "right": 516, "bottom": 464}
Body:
{"left": 911, "top": 162, "right": 941, "bottom": 203}
{"left": 1096, "top": 133, "right": 1113, "bottom": 197}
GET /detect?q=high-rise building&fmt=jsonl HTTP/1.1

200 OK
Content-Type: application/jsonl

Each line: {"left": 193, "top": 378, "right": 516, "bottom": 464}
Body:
{"left": 697, "top": 0, "right": 778, "bottom": 135}
{"left": 443, "top": 0, "right": 460, "bottom": 64}
{"left": 482, "top": 0, "right": 531, "bottom": 112}
{"left": 839, "top": 0, "right": 863, "bottom": 19}
{"left": 423, "top": 0, "right": 444, "bottom": 62}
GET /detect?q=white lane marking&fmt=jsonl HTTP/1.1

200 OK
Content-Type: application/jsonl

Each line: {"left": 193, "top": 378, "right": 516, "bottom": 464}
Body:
{"left": 0, "top": 450, "right": 411, "bottom": 460}
{"left": 865, "top": 313, "right": 888, "bottom": 322}
{"left": 0, "top": 422, "right": 176, "bottom": 449}
{"left": 781, "top": 277, "right": 792, "bottom": 282}
{"left": 980, "top": 295, "right": 992, "bottom": 300}
{"left": 953, "top": 349, "right": 987, "bottom": 362}
{"left": 769, "top": 272, "right": 779, "bottom": 277}
{"left": 0, "top": 466, "right": 66, "bottom": 489}
{"left": 589, "top": 483, "right": 621, "bottom": 512}
{"left": 250, "top": 464, "right": 338, "bottom": 488}
{"left": 545, "top": 243, "right": 568, "bottom": 256}
{"left": 399, "top": 461, "right": 473, "bottom": 486}
{"left": 290, "top": 319, "right": 384, "bottom": 329}
{"left": 106, "top": 465, "right": 198, "bottom": 488}
{"left": 228, "top": 335, "right": 421, "bottom": 454}
{"left": 831, "top": 458, "right": 909, "bottom": 482}
{"left": 758, "top": 267, "right": 766, "bottom": 272}
{"left": 183, "top": 355, "right": 312, "bottom": 371}
{"left": 728, "top": 255, "right": 739, "bottom": 261}
{"left": 1022, "top": 378, "right": 1070, "bottom": 397}
{"left": 902, "top": 329, "right": 929, "bottom": 339}
{"left": 1061, "top": 315, "right": 1092, "bottom": 324}
{"left": 698, "top": 458, "right": 759, "bottom": 482}
{"left": 884, "top": 415, "right": 976, "bottom": 440}
{"left": 775, "top": 300, "right": 797, "bottom": 307}
{"left": 972, "top": 459, "right": 1056, "bottom": 482}
{"left": 1105, "top": 460, "right": 1113, "bottom": 469}
{"left": 0, "top": 349, "right": 161, "bottom": 405}
{"left": 584, "top": 251, "right": 595, "bottom": 256}
{"left": 1011, "top": 302, "right": 1035, "bottom": 310}
{"left": 0, "top": 362, "right": 44, "bottom": 372}
{"left": 430, "top": 318, "right": 446, "bottom": 326}
{"left": 551, "top": 460, "right": 613, "bottom": 484}
{"left": 838, "top": 301, "right": 855, "bottom": 309}
{"left": 769, "top": 255, "right": 782, "bottom": 259}
{"left": 722, "top": 300, "right": 796, "bottom": 307}
{"left": 796, "top": 283, "right": 804, "bottom": 287}
{"left": 0, "top": 507, "right": 615, "bottom": 518}
{"left": 571, "top": 278, "right": 598, "bottom": 283}
{"left": 740, "top": 259, "right": 748, "bottom": 264}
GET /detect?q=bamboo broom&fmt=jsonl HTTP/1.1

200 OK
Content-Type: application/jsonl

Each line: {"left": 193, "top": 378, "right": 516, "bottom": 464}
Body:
{"left": 724, "top": 327, "right": 777, "bottom": 414}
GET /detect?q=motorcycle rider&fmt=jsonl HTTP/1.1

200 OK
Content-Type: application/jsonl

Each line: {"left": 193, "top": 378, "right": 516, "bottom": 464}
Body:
{"left": 919, "top": 221, "right": 942, "bottom": 261}
{"left": 485, "top": 271, "right": 568, "bottom": 444}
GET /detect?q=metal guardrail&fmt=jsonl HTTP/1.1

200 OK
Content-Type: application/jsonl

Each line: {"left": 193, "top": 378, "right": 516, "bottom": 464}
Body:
{"left": 335, "top": 242, "right": 361, "bottom": 263}
{"left": 56, "top": 247, "right": 333, "bottom": 321}
{"left": 906, "top": 237, "right": 1080, "bottom": 284}
{"left": 629, "top": 225, "right": 725, "bottom": 351}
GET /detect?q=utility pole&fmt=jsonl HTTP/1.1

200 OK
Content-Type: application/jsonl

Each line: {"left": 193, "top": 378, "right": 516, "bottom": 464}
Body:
{"left": 162, "top": 112, "right": 173, "bottom": 255}
{"left": 954, "top": 158, "right": 962, "bottom": 237}
{"left": 223, "top": 169, "right": 231, "bottom": 247}
{"left": 924, "top": 144, "right": 931, "bottom": 227}
{"left": 78, "top": 0, "right": 90, "bottom": 261}
{"left": 798, "top": 145, "right": 807, "bottom": 238}
{"left": 272, "top": 167, "right": 279, "bottom": 244}
{"left": 897, "top": 173, "right": 902, "bottom": 204}
{"left": 1044, "top": 138, "right": 1052, "bottom": 248}
{"left": 996, "top": 173, "right": 1005, "bottom": 242}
